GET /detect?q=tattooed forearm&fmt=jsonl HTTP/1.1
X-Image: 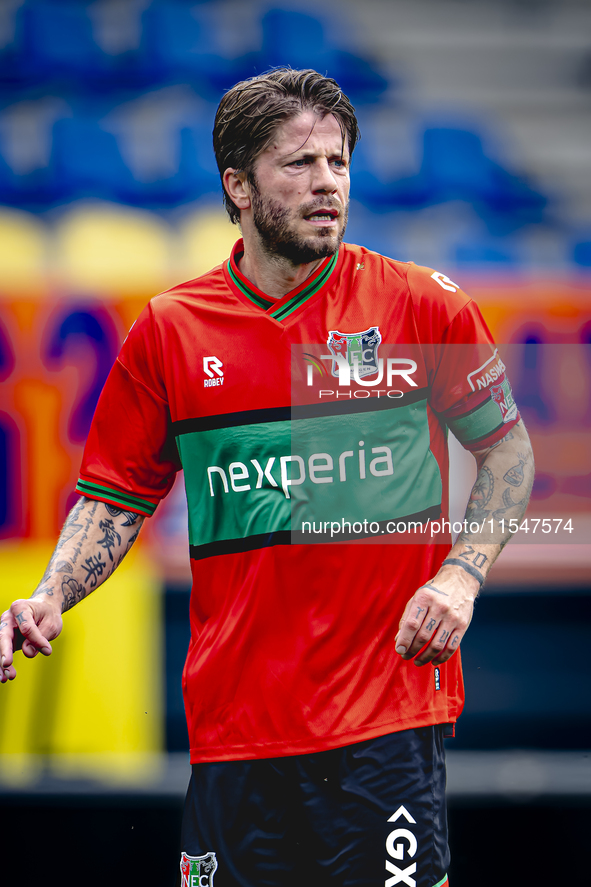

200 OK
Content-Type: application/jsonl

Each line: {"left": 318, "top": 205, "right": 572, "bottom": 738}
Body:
{"left": 97, "top": 519, "right": 122, "bottom": 562}
{"left": 459, "top": 546, "right": 488, "bottom": 569}
{"left": 81, "top": 553, "right": 106, "bottom": 588}
{"left": 127, "top": 528, "right": 140, "bottom": 549}
{"left": 105, "top": 504, "right": 141, "bottom": 526}
{"left": 53, "top": 560, "right": 73, "bottom": 574}
{"left": 29, "top": 496, "right": 145, "bottom": 613}
{"left": 454, "top": 418, "right": 534, "bottom": 558}
{"left": 31, "top": 584, "right": 54, "bottom": 598}
{"left": 503, "top": 452, "right": 527, "bottom": 487}
{"left": 465, "top": 465, "right": 494, "bottom": 521}
{"left": 61, "top": 577, "right": 86, "bottom": 612}
{"left": 492, "top": 487, "right": 526, "bottom": 521}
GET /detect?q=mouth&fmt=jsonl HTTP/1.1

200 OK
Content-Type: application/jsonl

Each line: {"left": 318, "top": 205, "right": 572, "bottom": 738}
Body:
{"left": 304, "top": 209, "right": 339, "bottom": 225}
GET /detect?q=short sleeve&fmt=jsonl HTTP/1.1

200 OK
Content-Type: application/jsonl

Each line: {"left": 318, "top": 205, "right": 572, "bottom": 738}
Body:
{"left": 430, "top": 299, "right": 521, "bottom": 451}
{"left": 76, "top": 303, "right": 180, "bottom": 515}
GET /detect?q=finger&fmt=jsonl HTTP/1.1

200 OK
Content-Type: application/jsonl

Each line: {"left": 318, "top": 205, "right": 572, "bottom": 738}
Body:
{"left": 0, "top": 611, "right": 16, "bottom": 669}
{"left": 0, "top": 662, "right": 17, "bottom": 682}
{"left": 21, "top": 639, "right": 40, "bottom": 659}
{"left": 0, "top": 615, "right": 17, "bottom": 680}
{"left": 414, "top": 624, "right": 461, "bottom": 667}
{"left": 10, "top": 605, "right": 52, "bottom": 656}
{"left": 431, "top": 631, "right": 463, "bottom": 666}
{"left": 395, "top": 600, "right": 435, "bottom": 659}
{"left": 397, "top": 612, "right": 441, "bottom": 661}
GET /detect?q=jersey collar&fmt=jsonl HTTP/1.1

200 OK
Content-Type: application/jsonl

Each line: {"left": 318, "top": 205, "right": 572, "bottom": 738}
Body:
{"left": 225, "top": 239, "right": 340, "bottom": 321}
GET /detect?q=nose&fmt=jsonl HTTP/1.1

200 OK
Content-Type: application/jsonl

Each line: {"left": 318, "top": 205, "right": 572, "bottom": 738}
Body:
{"left": 311, "top": 158, "right": 338, "bottom": 195}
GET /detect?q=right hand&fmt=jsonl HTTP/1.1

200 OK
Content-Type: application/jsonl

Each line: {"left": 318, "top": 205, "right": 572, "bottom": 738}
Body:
{"left": 0, "top": 594, "right": 63, "bottom": 682}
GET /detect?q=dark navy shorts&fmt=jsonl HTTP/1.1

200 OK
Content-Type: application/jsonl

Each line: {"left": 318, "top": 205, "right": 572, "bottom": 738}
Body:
{"left": 178, "top": 726, "right": 450, "bottom": 887}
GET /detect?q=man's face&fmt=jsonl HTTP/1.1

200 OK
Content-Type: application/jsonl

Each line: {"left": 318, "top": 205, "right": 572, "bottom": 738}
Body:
{"left": 247, "top": 111, "right": 350, "bottom": 264}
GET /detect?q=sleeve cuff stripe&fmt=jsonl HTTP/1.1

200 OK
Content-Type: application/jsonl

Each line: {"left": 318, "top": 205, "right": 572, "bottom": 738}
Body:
{"left": 76, "top": 480, "right": 157, "bottom": 516}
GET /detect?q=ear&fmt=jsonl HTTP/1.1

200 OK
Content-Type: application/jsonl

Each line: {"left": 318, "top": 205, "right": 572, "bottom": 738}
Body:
{"left": 223, "top": 168, "right": 251, "bottom": 211}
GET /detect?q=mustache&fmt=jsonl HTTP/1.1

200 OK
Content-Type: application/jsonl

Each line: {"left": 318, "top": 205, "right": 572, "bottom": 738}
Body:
{"left": 299, "top": 197, "right": 344, "bottom": 217}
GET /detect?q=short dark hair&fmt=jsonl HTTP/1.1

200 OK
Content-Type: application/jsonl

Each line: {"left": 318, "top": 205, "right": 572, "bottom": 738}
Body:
{"left": 213, "top": 67, "right": 360, "bottom": 224}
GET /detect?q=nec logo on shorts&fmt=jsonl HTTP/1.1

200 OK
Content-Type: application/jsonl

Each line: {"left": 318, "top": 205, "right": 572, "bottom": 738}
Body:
{"left": 203, "top": 356, "right": 224, "bottom": 388}
{"left": 180, "top": 851, "right": 217, "bottom": 886}
{"left": 386, "top": 806, "right": 418, "bottom": 887}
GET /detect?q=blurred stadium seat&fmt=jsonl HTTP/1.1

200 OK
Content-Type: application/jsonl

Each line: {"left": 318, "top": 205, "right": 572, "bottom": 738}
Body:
{"left": 53, "top": 202, "right": 174, "bottom": 294}
{"left": 177, "top": 206, "right": 239, "bottom": 279}
{"left": 379, "top": 127, "right": 547, "bottom": 230}
{"left": 18, "top": 0, "right": 110, "bottom": 83}
{"left": 0, "top": 206, "right": 46, "bottom": 291}
{"left": 573, "top": 239, "right": 591, "bottom": 267}
{"left": 50, "top": 116, "right": 136, "bottom": 202}
{"left": 252, "top": 8, "right": 389, "bottom": 103}
{"left": 138, "top": 0, "right": 234, "bottom": 94}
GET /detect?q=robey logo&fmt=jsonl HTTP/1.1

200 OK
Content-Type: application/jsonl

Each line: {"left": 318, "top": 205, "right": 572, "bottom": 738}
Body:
{"left": 203, "top": 356, "right": 224, "bottom": 388}
{"left": 385, "top": 806, "right": 418, "bottom": 887}
{"left": 431, "top": 271, "right": 459, "bottom": 292}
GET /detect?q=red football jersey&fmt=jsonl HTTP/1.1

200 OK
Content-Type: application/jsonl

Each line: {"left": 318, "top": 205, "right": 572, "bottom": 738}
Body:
{"left": 77, "top": 241, "right": 519, "bottom": 763}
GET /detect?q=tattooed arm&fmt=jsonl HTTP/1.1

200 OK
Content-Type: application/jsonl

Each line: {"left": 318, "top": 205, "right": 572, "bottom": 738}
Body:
{"left": 395, "top": 419, "right": 534, "bottom": 666}
{"left": 0, "top": 497, "right": 145, "bottom": 682}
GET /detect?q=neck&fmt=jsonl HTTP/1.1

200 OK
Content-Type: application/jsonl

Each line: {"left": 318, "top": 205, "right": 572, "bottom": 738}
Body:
{"left": 238, "top": 227, "right": 326, "bottom": 299}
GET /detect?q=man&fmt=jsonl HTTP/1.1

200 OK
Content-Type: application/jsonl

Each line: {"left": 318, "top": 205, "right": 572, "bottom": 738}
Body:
{"left": 1, "top": 69, "right": 533, "bottom": 887}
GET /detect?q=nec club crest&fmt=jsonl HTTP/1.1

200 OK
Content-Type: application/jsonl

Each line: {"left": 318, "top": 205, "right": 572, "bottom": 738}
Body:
{"left": 180, "top": 851, "right": 218, "bottom": 886}
{"left": 327, "top": 327, "right": 382, "bottom": 378}
{"left": 491, "top": 383, "right": 518, "bottom": 423}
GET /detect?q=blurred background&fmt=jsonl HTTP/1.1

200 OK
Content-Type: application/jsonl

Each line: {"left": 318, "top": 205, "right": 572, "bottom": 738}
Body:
{"left": 0, "top": 0, "right": 589, "bottom": 884}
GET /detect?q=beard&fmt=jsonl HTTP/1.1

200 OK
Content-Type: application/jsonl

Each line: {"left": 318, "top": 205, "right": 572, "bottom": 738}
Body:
{"left": 249, "top": 178, "right": 348, "bottom": 265}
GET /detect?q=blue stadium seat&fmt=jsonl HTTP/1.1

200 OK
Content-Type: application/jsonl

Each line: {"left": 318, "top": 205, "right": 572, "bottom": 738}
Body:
{"left": 0, "top": 151, "right": 18, "bottom": 204}
{"left": 138, "top": 1, "right": 233, "bottom": 96}
{"left": 573, "top": 239, "right": 591, "bottom": 267}
{"left": 249, "top": 9, "right": 388, "bottom": 104}
{"left": 176, "top": 124, "right": 222, "bottom": 200}
{"left": 50, "top": 117, "right": 135, "bottom": 202}
{"left": 370, "top": 127, "right": 546, "bottom": 232}
{"left": 453, "top": 240, "right": 517, "bottom": 266}
{"left": 17, "top": 0, "right": 109, "bottom": 83}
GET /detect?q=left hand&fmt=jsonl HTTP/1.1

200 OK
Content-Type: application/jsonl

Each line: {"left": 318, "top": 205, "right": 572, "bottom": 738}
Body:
{"left": 394, "top": 566, "right": 479, "bottom": 666}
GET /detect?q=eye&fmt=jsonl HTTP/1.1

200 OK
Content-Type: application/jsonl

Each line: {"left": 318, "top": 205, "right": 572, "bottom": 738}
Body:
{"left": 290, "top": 158, "right": 308, "bottom": 167}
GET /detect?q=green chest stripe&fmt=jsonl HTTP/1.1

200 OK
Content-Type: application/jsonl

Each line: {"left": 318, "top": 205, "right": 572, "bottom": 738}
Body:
{"left": 177, "top": 403, "right": 442, "bottom": 552}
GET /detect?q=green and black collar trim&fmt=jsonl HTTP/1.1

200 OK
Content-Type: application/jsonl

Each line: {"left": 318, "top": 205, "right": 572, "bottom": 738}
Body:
{"left": 75, "top": 478, "right": 157, "bottom": 517}
{"left": 226, "top": 239, "right": 339, "bottom": 321}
